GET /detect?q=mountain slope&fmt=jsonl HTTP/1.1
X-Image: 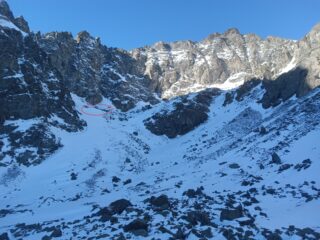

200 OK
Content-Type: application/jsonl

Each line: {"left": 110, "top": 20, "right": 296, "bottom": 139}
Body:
{"left": 1, "top": 85, "right": 319, "bottom": 240}
{"left": 0, "top": 1, "right": 319, "bottom": 240}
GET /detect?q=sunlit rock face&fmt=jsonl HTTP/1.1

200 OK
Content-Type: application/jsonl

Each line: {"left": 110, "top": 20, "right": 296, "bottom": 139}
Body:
{"left": 132, "top": 24, "right": 320, "bottom": 99}
{"left": 1, "top": 1, "right": 320, "bottom": 239}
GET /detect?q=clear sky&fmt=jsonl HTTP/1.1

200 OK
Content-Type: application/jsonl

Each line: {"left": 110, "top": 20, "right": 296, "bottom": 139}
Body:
{"left": 7, "top": 0, "right": 320, "bottom": 50}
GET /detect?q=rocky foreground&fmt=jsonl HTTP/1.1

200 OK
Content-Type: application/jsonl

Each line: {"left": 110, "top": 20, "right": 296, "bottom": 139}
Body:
{"left": 0, "top": 1, "right": 320, "bottom": 239}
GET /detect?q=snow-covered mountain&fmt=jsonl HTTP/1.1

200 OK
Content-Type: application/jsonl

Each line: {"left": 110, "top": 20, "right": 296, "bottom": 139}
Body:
{"left": 132, "top": 24, "right": 320, "bottom": 100}
{"left": 0, "top": 1, "right": 320, "bottom": 239}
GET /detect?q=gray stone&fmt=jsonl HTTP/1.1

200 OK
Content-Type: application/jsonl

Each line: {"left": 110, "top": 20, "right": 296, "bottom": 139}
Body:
{"left": 0, "top": 232, "right": 9, "bottom": 240}
{"left": 229, "top": 163, "right": 240, "bottom": 169}
{"left": 270, "top": 153, "right": 282, "bottom": 165}
{"left": 108, "top": 199, "right": 132, "bottom": 214}
{"left": 123, "top": 219, "right": 148, "bottom": 236}
{"left": 185, "top": 210, "right": 211, "bottom": 226}
{"left": 150, "top": 194, "right": 170, "bottom": 210}
{"left": 220, "top": 206, "right": 244, "bottom": 221}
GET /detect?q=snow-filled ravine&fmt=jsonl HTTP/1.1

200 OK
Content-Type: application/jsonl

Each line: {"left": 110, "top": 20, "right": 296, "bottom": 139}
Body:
{"left": 1, "top": 87, "right": 320, "bottom": 240}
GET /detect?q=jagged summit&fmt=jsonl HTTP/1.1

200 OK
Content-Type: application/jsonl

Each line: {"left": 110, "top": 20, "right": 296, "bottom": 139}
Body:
{"left": 0, "top": 2, "right": 320, "bottom": 240}
{"left": 131, "top": 22, "right": 320, "bottom": 98}
{"left": 304, "top": 22, "right": 320, "bottom": 47}
{"left": 0, "top": 0, "right": 29, "bottom": 33}
{"left": 0, "top": 0, "right": 14, "bottom": 20}
{"left": 0, "top": 0, "right": 319, "bottom": 106}
{"left": 76, "top": 30, "right": 93, "bottom": 42}
{"left": 223, "top": 27, "right": 241, "bottom": 36}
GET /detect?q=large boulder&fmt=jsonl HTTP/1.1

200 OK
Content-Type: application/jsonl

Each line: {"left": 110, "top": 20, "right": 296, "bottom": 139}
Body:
{"left": 123, "top": 219, "right": 148, "bottom": 237}
{"left": 108, "top": 199, "right": 132, "bottom": 215}
{"left": 185, "top": 210, "right": 212, "bottom": 226}
{"left": 149, "top": 194, "right": 170, "bottom": 210}
{"left": 0, "top": 232, "right": 9, "bottom": 240}
{"left": 270, "top": 153, "right": 282, "bottom": 165}
{"left": 220, "top": 206, "right": 244, "bottom": 221}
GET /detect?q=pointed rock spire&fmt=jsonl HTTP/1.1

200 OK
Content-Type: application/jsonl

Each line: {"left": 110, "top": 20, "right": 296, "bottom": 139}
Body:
{"left": 0, "top": 0, "right": 14, "bottom": 20}
{"left": 303, "top": 22, "right": 320, "bottom": 48}
{"left": 14, "top": 16, "right": 30, "bottom": 33}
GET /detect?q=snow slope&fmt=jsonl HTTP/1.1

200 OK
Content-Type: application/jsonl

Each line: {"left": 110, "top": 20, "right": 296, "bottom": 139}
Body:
{"left": 0, "top": 85, "right": 319, "bottom": 239}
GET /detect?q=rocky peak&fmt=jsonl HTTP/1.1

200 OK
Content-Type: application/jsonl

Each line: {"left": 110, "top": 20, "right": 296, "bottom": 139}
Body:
{"left": 303, "top": 23, "right": 320, "bottom": 48}
{"left": 204, "top": 32, "right": 222, "bottom": 41}
{"left": 44, "top": 31, "right": 74, "bottom": 43}
{"left": 171, "top": 40, "right": 195, "bottom": 50}
{"left": 224, "top": 27, "right": 241, "bottom": 36}
{"left": 0, "top": 0, "right": 14, "bottom": 20}
{"left": 76, "top": 30, "right": 99, "bottom": 45}
{"left": 153, "top": 41, "right": 171, "bottom": 51}
{"left": 204, "top": 28, "right": 241, "bottom": 42}
{"left": 0, "top": 1, "right": 30, "bottom": 34}
{"left": 243, "top": 33, "right": 262, "bottom": 42}
{"left": 310, "top": 22, "right": 320, "bottom": 34}
{"left": 13, "top": 16, "right": 30, "bottom": 33}
{"left": 132, "top": 24, "right": 302, "bottom": 98}
{"left": 1, "top": 5, "right": 320, "bottom": 239}
{"left": 76, "top": 30, "right": 90, "bottom": 41}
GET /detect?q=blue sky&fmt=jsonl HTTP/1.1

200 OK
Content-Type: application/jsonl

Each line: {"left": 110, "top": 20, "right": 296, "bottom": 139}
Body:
{"left": 8, "top": 0, "right": 320, "bottom": 50}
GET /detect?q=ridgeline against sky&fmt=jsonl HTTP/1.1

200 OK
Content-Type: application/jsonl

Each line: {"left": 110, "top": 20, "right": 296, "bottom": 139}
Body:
{"left": 8, "top": 0, "right": 320, "bottom": 49}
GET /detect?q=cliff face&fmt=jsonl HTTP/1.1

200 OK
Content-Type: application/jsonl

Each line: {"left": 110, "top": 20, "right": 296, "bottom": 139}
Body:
{"left": 35, "top": 21, "right": 320, "bottom": 108}
{"left": 1, "top": 2, "right": 320, "bottom": 239}
{"left": 38, "top": 31, "right": 159, "bottom": 111}
{"left": 1, "top": 1, "right": 320, "bottom": 166}
{"left": 132, "top": 25, "right": 320, "bottom": 99}
{"left": 2, "top": 1, "right": 319, "bottom": 115}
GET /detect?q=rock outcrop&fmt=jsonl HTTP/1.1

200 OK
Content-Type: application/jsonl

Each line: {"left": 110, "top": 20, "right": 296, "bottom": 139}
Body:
{"left": 131, "top": 24, "right": 320, "bottom": 99}
{"left": 144, "top": 89, "right": 220, "bottom": 138}
{"left": 0, "top": 0, "right": 320, "bottom": 164}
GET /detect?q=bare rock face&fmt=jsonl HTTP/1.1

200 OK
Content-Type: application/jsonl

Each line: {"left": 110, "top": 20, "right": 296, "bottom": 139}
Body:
{"left": 297, "top": 24, "right": 320, "bottom": 90}
{"left": 220, "top": 206, "right": 244, "bottom": 221}
{"left": 123, "top": 219, "right": 149, "bottom": 237}
{"left": 261, "top": 67, "right": 309, "bottom": 108}
{"left": 13, "top": 16, "right": 30, "bottom": 33}
{"left": 144, "top": 89, "right": 220, "bottom": 138}
{"left": 0, "top": 1, "right": 30, "bottom": 33}
{"left": 38, "top": 31, "right": 159, "bottom": 111}
{"left": 131, "top": 28, "right": 298, "bottom": 98}
{"left": 0, "top": 4, "right": 85, "bottom": 166}
{"left": 0, "top": 1, "right": 14, "bottom": 20}
{"left": 131, "top": 24, "right": 320, "bottom": 100}
{"left": 1, "top": 0, "right": 320, "bottom": 166}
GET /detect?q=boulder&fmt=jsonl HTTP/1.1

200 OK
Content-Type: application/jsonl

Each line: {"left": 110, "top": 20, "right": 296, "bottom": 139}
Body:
{"left": 0, "top": 232, "right": 9, "bottom": 240}
{"left": 185, "top": 210, "right": 211, "bottom": 226}
{"left": 97, "top": 207, "right": 112, "bottom": 222}
{"left": 109, "top": 199, "right": 132, "bottom": 214}
{"left": 123, "top": 219, "right": 148, "bottom": 237}
{"left": 278, "top": 164, "right": 292, "bottom": 173}
{"left": 50, "top": 227, "right": 62, "bottom": 238}
{"left": 150, "top": 194, "right": 170, "bottom": 210}
{"left": 183, "top": 187, "right": 204, "bottom": 198}
{"left": 229, "top": 163, "right": 240, "bottom": 169}
{"left": 267, "top": 233, "right": 282, "bottom": 240}
{"left": 270, "top": 153, "right": 282, "bottom": 165}
{"left": 220, "top": 206, "right": 244, "bottom": 221}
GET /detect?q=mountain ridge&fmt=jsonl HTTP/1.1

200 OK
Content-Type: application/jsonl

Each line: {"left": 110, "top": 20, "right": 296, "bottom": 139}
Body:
{"left": 2, "top": 0, "right": 319, "bottom": 101}
{"left": 0, "top": 1, "right": 320, "bottom": 239}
